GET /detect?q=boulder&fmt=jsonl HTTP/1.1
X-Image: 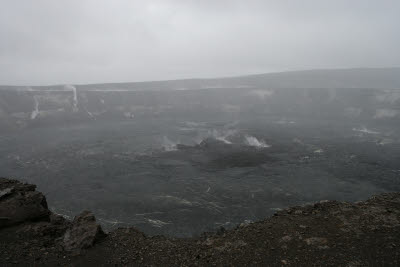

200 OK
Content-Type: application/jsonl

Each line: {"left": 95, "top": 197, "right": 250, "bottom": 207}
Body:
{"left": 63, "top": 210, "right": 106, "bottom": 254}
{"left": 0, "top": 178, "right": 50, "bottom": 228}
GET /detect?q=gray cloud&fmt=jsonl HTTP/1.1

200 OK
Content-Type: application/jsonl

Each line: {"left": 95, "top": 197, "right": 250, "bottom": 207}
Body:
{"left": 0, "top": 0, "right": 399, "bottom": 85}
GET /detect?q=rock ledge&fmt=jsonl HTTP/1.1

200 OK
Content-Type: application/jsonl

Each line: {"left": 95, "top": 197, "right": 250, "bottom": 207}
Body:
{"left": 1, "top": 177, "right": 399, "bottom": 266}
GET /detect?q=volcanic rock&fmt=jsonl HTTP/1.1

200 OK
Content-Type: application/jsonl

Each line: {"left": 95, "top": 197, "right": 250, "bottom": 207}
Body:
{"left": 1, "top": 177, "right": 400, "bottom": 266}
{"left": 0, "top": 178, "right": 50, "bottom": 228}
{"left": 62, "top": 210, "right": 106, "bottom": 254}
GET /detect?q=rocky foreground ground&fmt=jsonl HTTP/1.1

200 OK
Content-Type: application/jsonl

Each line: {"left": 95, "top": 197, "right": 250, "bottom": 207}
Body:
{"left": 1, "top": 177, "right": 400, "bottom": 266}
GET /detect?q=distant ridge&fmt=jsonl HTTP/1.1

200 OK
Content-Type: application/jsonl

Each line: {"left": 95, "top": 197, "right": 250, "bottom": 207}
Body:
{"left": 2, "top": 67, "right": 400, "bottom": 91}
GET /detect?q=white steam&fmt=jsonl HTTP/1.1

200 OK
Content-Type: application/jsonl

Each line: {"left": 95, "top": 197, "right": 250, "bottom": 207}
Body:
{"left": 210, "top": 129, "right": 236, "bottom": 144}
{"left": 30, "top": 96, "right": 39, "bottom": 120}
{"left": 352, "top": 126, "right": 380, "bottom": 135}
{"left": 244, "top": 135, "right": 270, "bottom": 148}
{"left": 65, "top": 85, "right": 78, "bottom": 112}
{"left": 373, "top": 109, "right": 398, "bottom": 119}
{"left": 248, "top": 89, "right": 274, "bottom": 99}
{"left": 161, "top": 136, "right": 178, "bottom": 151}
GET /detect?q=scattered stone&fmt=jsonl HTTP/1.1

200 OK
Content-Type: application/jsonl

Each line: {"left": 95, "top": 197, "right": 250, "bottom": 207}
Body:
{"left": 280, "top": 235, "right": 292, "bottom": 242}
{"left": 0, "top": 187, "right": 13, "bottom": 199}
{"left": 204, "top": 238, "right": 214, "bottom": 246}
{"left": 304, "top": 237, "right": 328, "bottom": 246}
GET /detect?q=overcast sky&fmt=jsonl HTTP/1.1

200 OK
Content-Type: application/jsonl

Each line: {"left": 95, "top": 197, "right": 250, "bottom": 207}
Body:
{"left": 0, "top": 0, "right": 399, "bottom": 85}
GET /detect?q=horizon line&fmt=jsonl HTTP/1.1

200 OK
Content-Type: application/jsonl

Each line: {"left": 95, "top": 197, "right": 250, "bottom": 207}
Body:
{"left": 1, "top": 66, "right": 399, "bottom": 87}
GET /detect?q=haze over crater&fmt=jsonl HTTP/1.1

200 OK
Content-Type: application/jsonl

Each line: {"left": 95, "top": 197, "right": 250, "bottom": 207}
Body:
{"left": 1, "top": 0, "right": 399, "bottom": 85}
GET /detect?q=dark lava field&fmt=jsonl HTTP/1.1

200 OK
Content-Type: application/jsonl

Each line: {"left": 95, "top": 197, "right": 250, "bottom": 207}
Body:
{"left": 1, "top": 69, "right": 400, "bottom": 237}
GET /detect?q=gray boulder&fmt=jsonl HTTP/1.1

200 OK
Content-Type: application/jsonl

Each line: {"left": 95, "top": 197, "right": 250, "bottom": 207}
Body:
{"left": 63, "top": 210, "right": 106, "bottom": 254}
{"left": 0, "top": 178, "right": 50, "bottom": 228}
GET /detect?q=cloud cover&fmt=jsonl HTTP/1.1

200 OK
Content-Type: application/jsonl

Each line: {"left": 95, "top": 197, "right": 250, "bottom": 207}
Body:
{"left": 0, "top": 0, "right": 399, "bottom": 85}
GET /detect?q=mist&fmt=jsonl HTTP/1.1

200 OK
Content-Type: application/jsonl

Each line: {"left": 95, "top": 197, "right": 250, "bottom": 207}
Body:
{"left": 1, "top": 0, "right": 399, "bottom": 85}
